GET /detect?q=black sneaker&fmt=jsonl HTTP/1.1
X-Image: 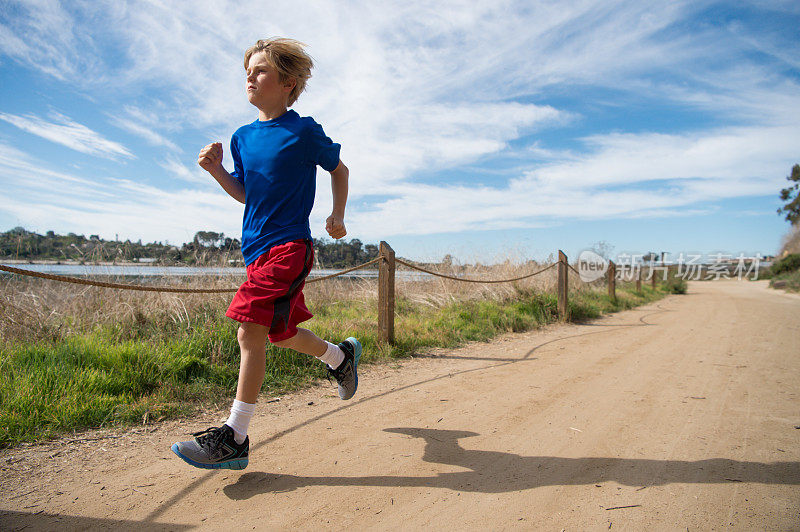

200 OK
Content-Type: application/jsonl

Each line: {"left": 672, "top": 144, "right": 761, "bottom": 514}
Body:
{"left": 171, "top": 424, "right": 249, "bottom": 470}
{"left": 326, "top": 337, "right": 362, "bottom": 400}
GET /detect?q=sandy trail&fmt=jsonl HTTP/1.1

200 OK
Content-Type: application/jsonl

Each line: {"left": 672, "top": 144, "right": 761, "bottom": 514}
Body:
{"left": 1, "top": 280, "right": 799, "bottom": 530}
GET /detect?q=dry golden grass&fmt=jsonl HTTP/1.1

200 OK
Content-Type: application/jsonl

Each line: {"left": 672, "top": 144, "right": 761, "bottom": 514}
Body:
{"left": 0, "top": 274, "right": 235, "bottom": 343}
{"left": 397, "top": 260, "right": 553, "bottom": 306}
{"left": 0, "top": 257, "right": 606, "bottom": 345}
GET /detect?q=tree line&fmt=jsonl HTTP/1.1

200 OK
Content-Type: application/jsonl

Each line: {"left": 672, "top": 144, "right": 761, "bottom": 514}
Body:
{"left": 0, "top": 227, "right": 379, "bottom": 268}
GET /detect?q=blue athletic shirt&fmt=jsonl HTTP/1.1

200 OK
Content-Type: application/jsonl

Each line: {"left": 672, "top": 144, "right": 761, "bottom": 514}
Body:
{"left": 229, "top": 109, "right": 341, "bottom": 266}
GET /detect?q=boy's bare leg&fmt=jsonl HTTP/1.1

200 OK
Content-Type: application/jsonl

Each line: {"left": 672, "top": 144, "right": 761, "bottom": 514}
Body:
{"left": 272, "top": 327, "right": 327, "bottom": 357}
{"left": 223, "top": 325, "right": 356, "bottom": 446}
{"left": 276, "top": 327, "right": 361, "bottom": 400}
{"left": 235, "top": 321, "right": 269, "bottom": 403}
{"left": 171, "top": 321, "right": 264, "bottom": 466}
{"left": 236, "top": 326, "right": 329, "bottom": 404}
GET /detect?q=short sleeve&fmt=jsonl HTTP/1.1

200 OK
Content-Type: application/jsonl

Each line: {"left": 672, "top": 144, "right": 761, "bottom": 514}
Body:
{"left": 306, "top": 121, "right": 341, "bottom": 172}
{"left": 230, "top": 135, "right": 244, "bottom": 185}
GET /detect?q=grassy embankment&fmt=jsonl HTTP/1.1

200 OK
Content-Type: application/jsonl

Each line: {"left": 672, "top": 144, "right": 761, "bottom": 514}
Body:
{"left": 763, "top": 253, "right": 800, "bottom": 292}
{"left": 0, "top": 262, "right": 681, "bottom": 448}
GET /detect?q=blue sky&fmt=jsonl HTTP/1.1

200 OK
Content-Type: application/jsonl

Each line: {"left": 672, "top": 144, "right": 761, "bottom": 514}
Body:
{"left": 0, "top": 0, "right": 798, "bottom": 262}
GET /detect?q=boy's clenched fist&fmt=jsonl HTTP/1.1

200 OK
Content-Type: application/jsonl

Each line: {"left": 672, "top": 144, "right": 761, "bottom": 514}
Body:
{"left": 198, "top": 142, "right": 223, "bottom": 170}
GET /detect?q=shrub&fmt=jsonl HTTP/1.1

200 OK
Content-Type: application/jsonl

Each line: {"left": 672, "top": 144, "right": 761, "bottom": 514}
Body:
{"left": 770, "top": 253, "right": 800, "bottom": 276}
{"left": 664, "top": 276, "right": 688, "bottom": 294}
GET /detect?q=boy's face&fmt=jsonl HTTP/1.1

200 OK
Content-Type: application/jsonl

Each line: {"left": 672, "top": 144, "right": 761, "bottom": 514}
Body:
{"left": 246, "top": 52, "right": 295, "bottom": 110}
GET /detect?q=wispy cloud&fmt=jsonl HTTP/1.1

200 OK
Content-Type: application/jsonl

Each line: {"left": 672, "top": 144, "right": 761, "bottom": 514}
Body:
{"left": 0, "top": 143, "right": 240, "bottom": 242}
{"left": 114, "top": 116, "right": 181, "bottom": 153}
{"left": 343, "top": 122, "right": 797, "bottom": 238}
{"left": 517, "top": 125, "right": 799, "bottom": 190}
{"left": 0, "top": 111, "right": 133, "bottom": 159}
{"left": 0, "top": 0, "right": 98, "bottom": 80}
{"left": 158, "top": 156, "right": 207, "bottom": 184}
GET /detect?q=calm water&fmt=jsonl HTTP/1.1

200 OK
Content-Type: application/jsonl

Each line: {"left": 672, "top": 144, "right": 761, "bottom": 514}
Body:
{"left": 2, "top": 263, "right": 429, "bottom": 280}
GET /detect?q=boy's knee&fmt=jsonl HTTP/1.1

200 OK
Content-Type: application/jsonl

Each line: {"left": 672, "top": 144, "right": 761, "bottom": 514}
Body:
{"left": 271, "top": 334, "right": 297, "bottom": 349}
{"left": 237, "top": 322, "right": 267, "bottom": 343}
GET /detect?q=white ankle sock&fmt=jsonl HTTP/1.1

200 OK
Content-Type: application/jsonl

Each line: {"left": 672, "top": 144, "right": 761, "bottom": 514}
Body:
{"left": 225, "top": 399, "right": 255, "bottom": 444}
{"left": 317, "top": 341, "right": 345, "bottom": 369}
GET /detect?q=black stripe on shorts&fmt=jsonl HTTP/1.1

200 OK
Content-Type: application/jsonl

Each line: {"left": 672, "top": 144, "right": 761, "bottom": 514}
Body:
{"left": 270, "top": 240, "right": 313, "bottom": 335}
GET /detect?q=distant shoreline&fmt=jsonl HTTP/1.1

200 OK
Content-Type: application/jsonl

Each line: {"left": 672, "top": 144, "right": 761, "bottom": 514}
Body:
{"left": 0, "top": 259, "right": 175, "bottom": 266}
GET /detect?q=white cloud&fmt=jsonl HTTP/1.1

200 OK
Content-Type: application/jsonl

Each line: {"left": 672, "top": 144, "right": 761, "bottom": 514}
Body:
{"left": 0, "top": 143, "right": 241, "bottom": 243}
{"left": 0, "top": 0, "right": 99, "bottom": 80}
{"left": 0, "top": 2, "right": 703, "bottom": 180}
{"left": 343, "top": 122, "right": 798, "bottom": 238}
{"left": 0, "top": 141, "right": 116, "bottom": 198}
{"left": 114, "top": 117, "right": 181, "bottom": 153}
{"left": 515, "top": 125, "right": 799, "bottom": 191}
{"left": 158, "top": 156, "right": 208, "bottom": 184}
{"left": 0, "top": 111, "right": 133, "bottom": 159}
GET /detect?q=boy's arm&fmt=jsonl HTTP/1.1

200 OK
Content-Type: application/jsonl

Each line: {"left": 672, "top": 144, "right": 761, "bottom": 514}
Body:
{"left": 325, "top": 160, "right": 349, "bottom": 239}
{"left": 198, "top": 142, "right": 246, "bottom": 204}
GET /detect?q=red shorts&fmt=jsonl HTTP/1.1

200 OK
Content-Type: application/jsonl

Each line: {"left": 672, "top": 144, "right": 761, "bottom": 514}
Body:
{"left": 226, "top": 239, "right": 314, "bottom": 343}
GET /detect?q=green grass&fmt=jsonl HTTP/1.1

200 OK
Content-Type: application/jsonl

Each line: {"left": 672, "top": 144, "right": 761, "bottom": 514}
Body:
{"left": 764, "top": 253, "right": 800, "bottom": 292}
{"left": 0, "top": 284, "right": 667, "bottom": 448}
{"left": 769, "top": 269, "right": 800, "bottom": 292}
{"left": 770, "top": 253, "right": 800, "bottom": 276}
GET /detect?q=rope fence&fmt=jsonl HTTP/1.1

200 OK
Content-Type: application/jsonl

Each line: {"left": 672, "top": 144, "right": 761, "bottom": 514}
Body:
{"left": 0, "top": 264, "right": 237, "bottom": 293}
{"left": 0, "top": 256, "right": 384, "bottom": 293}
{"left": 307, "top": 256, "right": 383, "bottom": 284}
{"left": 395, "top": 258, "right": 557, "bottom": 284}
{"left": 2, "top": 242, "right": 660, "bottom": 344}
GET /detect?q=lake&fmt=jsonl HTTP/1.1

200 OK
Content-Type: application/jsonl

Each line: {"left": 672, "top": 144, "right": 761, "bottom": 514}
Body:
{"left": 1, "top": 263, "right": 430, "bottom": 281}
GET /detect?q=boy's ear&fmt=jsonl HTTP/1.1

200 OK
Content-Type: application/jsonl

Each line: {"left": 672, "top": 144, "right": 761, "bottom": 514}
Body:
{"left": 284, "top": 77, "right": 297, "bottom": 91}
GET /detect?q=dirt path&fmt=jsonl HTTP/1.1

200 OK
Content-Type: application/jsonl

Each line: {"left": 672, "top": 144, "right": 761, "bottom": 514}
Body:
{"left": 2, "top": 280, "right": 799, "bottom": 530}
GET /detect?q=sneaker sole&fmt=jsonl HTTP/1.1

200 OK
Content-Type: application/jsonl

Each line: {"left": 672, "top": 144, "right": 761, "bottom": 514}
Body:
{"left": 171, "top": 443, "right": 248, "bottom": 470}
{"left": 343, "top": 337, "right": 362, "bottom": 400}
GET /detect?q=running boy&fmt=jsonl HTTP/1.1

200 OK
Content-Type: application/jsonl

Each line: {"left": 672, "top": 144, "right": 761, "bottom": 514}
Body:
{"left": 172, "top": 38, "right": 360, "bottom": 470}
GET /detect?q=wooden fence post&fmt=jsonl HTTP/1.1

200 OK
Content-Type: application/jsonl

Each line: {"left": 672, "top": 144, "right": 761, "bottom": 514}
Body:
{"left": 378, "top": 241, "right": 395, "bottom": 344}
{"left": 608, "top": 260, "right": 616, "bottom": 301}
{"left": 635, "top": 268, "right": 642, "bottom": 292}
{"left": 651, "top": 266, "right": 657, "bottom": 289}
{"left": 557, "top": 250, "right": 568, "bottom": 319}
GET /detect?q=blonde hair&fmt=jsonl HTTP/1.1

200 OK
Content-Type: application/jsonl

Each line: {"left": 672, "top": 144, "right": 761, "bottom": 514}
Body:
{"left": 244, "top": 38, "right": 313, "bottom": 106}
